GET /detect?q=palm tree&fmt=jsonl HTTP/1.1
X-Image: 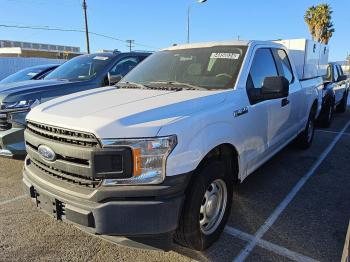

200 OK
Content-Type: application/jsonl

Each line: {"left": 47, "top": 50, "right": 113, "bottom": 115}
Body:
{"left": 320, "top": 21, "right": 335, "bottom": 44}
{"left": 304, "top": 4, "right": 335, "bottom": 44}
{"left": 304, "top": 6, "right": 317, "bottom": 41}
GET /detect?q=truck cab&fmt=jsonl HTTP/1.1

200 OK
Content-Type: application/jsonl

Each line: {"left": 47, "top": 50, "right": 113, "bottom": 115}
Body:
{"left": 23, "top": 40, "right": 321, "bottom": 251}
{"left": 317, "top": 62, "right": 349, "bottom": 127}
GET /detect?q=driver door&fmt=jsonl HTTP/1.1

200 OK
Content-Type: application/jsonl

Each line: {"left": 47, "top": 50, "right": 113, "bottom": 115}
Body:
{"left": 106, "top": 56, "right": 140, "bottom": 86}
{"left": 244, "top": 48, "right": 283, "bottom": 171}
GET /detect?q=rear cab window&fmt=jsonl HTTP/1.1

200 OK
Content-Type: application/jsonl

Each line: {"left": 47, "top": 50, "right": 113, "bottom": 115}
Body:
{"left": 272, "top": 49, "right": 294, "bottom": 83}
{"left": 333, "top": 65, "right": 339, "bottom": 82}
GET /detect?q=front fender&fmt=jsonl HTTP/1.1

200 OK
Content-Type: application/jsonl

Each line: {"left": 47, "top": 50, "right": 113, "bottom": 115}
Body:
{"left": 164, "top": 121, "right": 245, "bottom": 179}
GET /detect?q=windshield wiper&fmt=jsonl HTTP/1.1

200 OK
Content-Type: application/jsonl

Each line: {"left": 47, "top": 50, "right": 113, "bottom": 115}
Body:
{"left": 149, "top": 81, "right": 207, "bottom": 91}
{"left": 117, "top": 81, "right": 148, "bottom": 89}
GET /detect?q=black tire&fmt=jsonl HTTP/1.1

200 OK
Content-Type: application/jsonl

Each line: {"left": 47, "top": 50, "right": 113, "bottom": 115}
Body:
{"left": 295, "top": 105, "right": 316, "bottom": 149}
{"left": 174, "top": 160, "right": 233, "bottom": 250}
{"left": 318, "top": 98, "right": 334, "bottom": 128}
{"left": 336, "top": 91, "right": 348, "bottom": 113}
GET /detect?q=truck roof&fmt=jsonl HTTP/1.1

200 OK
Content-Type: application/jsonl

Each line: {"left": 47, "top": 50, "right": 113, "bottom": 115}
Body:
{"left": 162, "top": 40, "right": 283, "bottom": 51}
{"left": 78, "top": 51, "right": 152, "bottom": 58}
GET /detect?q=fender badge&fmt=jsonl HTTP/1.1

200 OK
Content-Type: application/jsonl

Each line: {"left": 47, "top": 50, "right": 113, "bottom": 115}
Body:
{"left": 234, "top": 107, "right": 248, "bottom": 117}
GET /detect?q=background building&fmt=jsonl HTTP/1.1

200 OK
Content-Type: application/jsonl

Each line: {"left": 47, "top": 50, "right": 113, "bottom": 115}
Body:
{"left": 0, "top": 40, "right": 83, "bottom": 80}
{"left": 0, "top": 40, "right": 82, "bottom": 59}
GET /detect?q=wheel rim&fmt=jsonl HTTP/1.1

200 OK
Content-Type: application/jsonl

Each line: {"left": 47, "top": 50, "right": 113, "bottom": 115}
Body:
{"left": 328, "top": 105, "right": 332, "bottom": 121}
{"left": 199, "top": 179, "right": 227, "bottom": 235}
{"left": 307, "top": 118, "right": 314, "bottom": 142}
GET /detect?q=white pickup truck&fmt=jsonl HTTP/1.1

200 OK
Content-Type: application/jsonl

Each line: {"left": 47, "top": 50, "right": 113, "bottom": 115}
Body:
{"left": 23, "top": 40, "right": 323, "bottom": 250}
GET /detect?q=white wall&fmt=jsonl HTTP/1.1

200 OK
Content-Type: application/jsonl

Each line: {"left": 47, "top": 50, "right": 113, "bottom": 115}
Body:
{"left": 0, "top": 57, "right": 65, "bottom": 80}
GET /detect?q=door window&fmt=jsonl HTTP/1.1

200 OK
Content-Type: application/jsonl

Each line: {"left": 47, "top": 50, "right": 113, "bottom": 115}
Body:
{"left": 110, "top": 57, "right": 139, "bottom": 77}
{"left": 247, "top": 48, "right": 278, "bottom": 90}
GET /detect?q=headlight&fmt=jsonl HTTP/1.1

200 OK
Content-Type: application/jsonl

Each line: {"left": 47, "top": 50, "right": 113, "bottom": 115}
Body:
{"left": 0, "top": 99, "right": 40, "bottom": 127}
{"left": 100, "top": 135, "right": 177, "bottom": 185}
{"left": 1, "top": 99, "right": 40, "bottom": 110}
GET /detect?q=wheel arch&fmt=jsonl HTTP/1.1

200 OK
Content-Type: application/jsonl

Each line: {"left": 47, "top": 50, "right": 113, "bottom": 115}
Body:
{"left": 192, "top": 143, "right": 240, "bottom": 184}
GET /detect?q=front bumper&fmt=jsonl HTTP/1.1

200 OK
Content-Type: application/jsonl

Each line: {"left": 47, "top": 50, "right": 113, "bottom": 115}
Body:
{"left": 23, "top": 163, "right": 190, "bottom": 247}
{"left": 0, "top": 127, "right": 26, "bottom": 157}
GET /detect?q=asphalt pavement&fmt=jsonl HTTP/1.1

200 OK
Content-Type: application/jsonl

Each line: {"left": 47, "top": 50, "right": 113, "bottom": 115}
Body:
{"left": 1, "top": 106, "right": 349, "bottom": 262}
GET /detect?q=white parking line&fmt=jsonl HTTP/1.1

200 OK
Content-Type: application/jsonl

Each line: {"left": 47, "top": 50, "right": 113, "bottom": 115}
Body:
{"left": 225, "top": 226, "right": 318, "bottom": 262}
{"left": 316, "top": 129, "right": 350, "bottom": 136}
{"left": 0, "top": 194, "right": 27, "bottom": 206}
{"left": 233, "top": 120, "right": 350, "bottom": 262}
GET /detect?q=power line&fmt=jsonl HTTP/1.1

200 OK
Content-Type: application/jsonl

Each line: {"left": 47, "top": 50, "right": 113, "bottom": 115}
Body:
{"left": 0, "top": 24, "right": 159, "bottom": 50}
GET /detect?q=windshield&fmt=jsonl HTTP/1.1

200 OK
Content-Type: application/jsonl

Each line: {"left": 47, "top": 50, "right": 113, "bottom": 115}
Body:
{"left": 44, "top": 54, "right": 112, "bottom": 81}
{"left": 120, "top": 46, "right": 247, "bottom": 90}
{"left": 0, "top": 67, "right": 44, "bottom": 84}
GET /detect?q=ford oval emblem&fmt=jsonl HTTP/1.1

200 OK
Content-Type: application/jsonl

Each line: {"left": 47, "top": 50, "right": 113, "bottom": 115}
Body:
{"left": 38, "top": 145, "right": 56, "bottom": 162}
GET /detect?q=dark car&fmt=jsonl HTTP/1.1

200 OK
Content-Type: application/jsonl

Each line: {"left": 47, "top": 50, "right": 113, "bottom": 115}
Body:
{"left": 0, "top": 64, "right": 60, "bottom": 84}
{"left": 0, "top": 51, "right": 151, "bottom": 157}
{"left": 318, "top": 62, "right": 349, "bottom": 127}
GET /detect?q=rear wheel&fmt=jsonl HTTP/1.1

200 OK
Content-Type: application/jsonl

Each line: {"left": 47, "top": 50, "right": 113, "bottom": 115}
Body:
{"left": 295, "top": 106, "right": 316, "bottom": 149}
{"left": 336, "top": 91, "right": 348, "bottom": 113}
{"left": 174, "top": 160, "right": 233, "bottom": 250}
{"left": 318, "top": 98, "right": 334, "bottom": 128}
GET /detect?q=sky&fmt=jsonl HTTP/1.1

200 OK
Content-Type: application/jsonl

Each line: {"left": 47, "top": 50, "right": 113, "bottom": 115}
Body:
{"left": 0, "top": 0, "right": 349, "bottom": 61}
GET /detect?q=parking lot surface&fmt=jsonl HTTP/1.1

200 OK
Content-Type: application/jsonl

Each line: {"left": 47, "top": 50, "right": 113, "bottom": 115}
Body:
{"left": 1, "top": 105, "right": 349, "bottom": 262}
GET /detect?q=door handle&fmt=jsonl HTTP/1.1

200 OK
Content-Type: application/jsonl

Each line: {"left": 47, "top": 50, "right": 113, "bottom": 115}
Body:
{"left": 281, "top": 98, "right": 290, "bottom": 107}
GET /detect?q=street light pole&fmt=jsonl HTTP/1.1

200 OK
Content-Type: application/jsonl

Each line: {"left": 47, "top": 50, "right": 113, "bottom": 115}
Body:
{"left": 82, "top": 0, "right": 90, "bottom": 54}
{"left": 187, "top": 0, "right": 207, "bottom": 43}
{"left": 187, "top": 5, "right": 190, "bottom": 44}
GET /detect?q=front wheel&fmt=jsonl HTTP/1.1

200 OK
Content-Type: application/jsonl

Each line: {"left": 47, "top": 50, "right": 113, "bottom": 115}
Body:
{"left": 174, "top": 161, "right": 233, "bottom": 250}
{"left": 295, "top": 106, "right": 316, "bottom": 149}
{"left": 336, "top": 91, "right": 348, "bottom": 113}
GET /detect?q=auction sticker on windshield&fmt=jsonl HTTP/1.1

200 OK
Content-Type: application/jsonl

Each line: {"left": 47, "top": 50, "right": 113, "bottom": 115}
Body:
{"left": 210, "top": 53, "right": 240, "bottom": 59}
{"left": 93, "top": 56, "right": 109, "bottom": 61}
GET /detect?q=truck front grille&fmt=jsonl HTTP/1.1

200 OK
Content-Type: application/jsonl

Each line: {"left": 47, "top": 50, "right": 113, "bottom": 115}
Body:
{"left": 25, "top": 122, "right": 132, "bottom": 189}
{"left": 25, "top": 122, "right": 101, "bottom": 189}
{"left": 30, "top": 158, "right": 101, "bottom": 188}
{"left": 27, "top": 121, "right": 99, "bottom": 147}
{"left": 0, "top": 113, "right": 11, "bottom": 131}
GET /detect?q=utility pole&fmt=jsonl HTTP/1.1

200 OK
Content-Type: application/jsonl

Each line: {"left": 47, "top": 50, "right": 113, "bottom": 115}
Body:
{"left": 126, "top": 40, "right": 135, "bottom": 52}
{"left": 82, "top": 0, "right": 90, "bottom": 54}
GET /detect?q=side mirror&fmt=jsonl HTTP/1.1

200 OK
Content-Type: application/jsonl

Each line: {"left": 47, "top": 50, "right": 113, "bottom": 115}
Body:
{"left": 337, "top": 75, "right": 347, "bottom": 82}
{"left": 108, "top": 72, "right": 122, "bottom": 86}
{"left": 261, "top": 76, "right": 289, "bottom": 99}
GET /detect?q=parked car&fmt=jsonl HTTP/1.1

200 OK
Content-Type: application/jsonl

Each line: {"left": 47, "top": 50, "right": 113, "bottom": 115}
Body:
{"left": 318, "top": 62, "right": 349, "bottom": 127}
{"left": 0, "top": 64, "right": 60, "bottom": 84}
{"left": 23, "top": 40, "right": 322, "bottom": 251}
{"left": 0, "top": 51, "right": 151, "bottom": 157}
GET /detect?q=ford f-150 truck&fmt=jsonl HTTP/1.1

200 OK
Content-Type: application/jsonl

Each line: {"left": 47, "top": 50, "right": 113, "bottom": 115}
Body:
{"left": 318, "top": 62, "right": 349, "bottom": 127}
{"left": 23, "top": 40, "right": 323, "bottom": 250}
{"left": 0, "top": 51, "right": 150, "bottom": 158}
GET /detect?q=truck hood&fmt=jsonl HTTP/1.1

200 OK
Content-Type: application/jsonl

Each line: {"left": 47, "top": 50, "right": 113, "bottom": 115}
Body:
{"left": 27, "top": 86, "right": 228, "bottom": 138}
{"left": 0, "top": 79, "right": 76, "bottom": 103}
{"left": 0, "top": 79, "right": 68, "bottom": 93}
